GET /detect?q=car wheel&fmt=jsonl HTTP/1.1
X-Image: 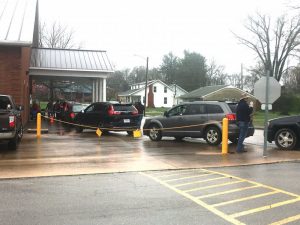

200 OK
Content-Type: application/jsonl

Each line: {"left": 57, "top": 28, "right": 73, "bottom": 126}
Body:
{"left": 275, "top": 128, "right": 297, "bottom": 150}
{"left": 8, "top": 134, "right": 18, "bottom": 150}
{"left": 204, "top": 126, "right": 221, "bottom": 145}
{"left": 149, "top": 124, "right": 162, "bottom": 141}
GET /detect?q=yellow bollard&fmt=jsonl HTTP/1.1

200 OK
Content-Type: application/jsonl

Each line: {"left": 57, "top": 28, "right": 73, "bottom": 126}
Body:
{"left": 222, "top": 117, "right": 228, "bottom": 154}
{"left": 37, "top": 113, "right": 41, "bottom": 138}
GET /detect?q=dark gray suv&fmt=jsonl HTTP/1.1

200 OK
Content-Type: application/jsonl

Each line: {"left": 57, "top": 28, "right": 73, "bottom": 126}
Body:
{"left": 143, "top": 101, "right": 255, "bottom": 145}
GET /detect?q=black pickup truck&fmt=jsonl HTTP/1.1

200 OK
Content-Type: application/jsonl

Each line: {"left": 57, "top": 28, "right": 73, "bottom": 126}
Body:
{"left": 0, "top": 95, "right": 23, "bottom": 150}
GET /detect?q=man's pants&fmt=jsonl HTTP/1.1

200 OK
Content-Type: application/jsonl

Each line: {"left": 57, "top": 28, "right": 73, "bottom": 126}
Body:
{"left": 237, "top": 121, "right": 249, "bottom": 152}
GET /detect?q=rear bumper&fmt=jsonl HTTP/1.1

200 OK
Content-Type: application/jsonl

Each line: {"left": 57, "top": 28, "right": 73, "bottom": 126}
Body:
{"left": 0, "top": 131, "right": 15, "bottom": 140}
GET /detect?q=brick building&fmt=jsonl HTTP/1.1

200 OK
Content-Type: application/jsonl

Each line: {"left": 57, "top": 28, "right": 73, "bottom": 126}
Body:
{"left": 0, "top": 0, "right": 114, "bottom": 124}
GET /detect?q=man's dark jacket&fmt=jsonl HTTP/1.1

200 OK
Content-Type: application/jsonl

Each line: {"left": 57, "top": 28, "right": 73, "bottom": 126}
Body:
{"left": 236, "top": 99, "right": 252, "bottom": 122}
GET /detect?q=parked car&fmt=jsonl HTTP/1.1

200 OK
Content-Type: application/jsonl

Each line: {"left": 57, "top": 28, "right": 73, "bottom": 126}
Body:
{"left": 73, "top": 102, "right": 140, "bottom": 134}
{"left": 61, "top": 102, "right": 89, "bottom": 124}
{"left": 267, "top": 115, "right": 300, "bottom": 150}
{"left": 0, "top": 94, "right": 23, "bottom": 150}
{"left": 143, "top": 101, "right": 255, "bottom": 145}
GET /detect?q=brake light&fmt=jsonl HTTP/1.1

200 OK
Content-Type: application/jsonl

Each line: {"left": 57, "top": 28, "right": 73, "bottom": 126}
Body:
{"left": 70, "top": 112, "right": 75, "bottom": 119}
{"left": 226, "top": 113, "right": 236, "bottom": 121}
{"left": 107, "top": 105, "right": 121, "bottom": 116}
{"left": 9, "top": 115, "right": 15, "bottom": 128}
{"left": 132, "top": 108, "right": 138, "bottom": 115}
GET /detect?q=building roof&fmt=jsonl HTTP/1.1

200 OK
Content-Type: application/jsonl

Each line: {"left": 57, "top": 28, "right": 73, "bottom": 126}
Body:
{"left": 30, "top": 48, "right": 114, "bottom": 72}
{"left": 180, "top": 85, "right": 229, "bottom": 99}
{"left": 0, "top": 0, "right": 38, "bottom": 46}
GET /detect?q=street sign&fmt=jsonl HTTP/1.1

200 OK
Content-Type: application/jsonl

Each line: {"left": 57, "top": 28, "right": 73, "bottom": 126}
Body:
{"left": 254, "top": 77, "right": 281, "bottom": 104}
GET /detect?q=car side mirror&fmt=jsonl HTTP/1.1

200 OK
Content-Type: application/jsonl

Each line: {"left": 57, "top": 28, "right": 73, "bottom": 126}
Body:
{"left": 7, "top": 104, "right": 11, "bottom": 110}
{"left": 163, "top": 111, "right": 169, "bottom": 117}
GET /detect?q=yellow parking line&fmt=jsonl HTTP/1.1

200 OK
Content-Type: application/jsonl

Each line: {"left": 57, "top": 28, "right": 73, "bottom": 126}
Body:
{"left": 140, "top": 171, "right": 246, "bottom": 225}
{"left": 197, "top": 185, "right": 260, "bottom": 199}
{"left": 269, "top": 214, "right": 300, "bottom": 225}
{"left": 231, "top": 198, "right": 300, "bottom": 218}
{"left": 150, "top": 169, "right": 203, "bottom": 176}
{"left": 183, "top": 180, "right": 243, "bottom": 193}
{"left": 155, "top": 169, "right": 206, "bottom": 178}
{"left": 173, "top": 176, "right": 227, "bottom": 188}
{"left": 202, "top": 169, "right": 300, "bottom": 198}
{"left": 212, "top": 191, "right": 279, "bottom": 207}
{"left": 164, "top": 173, "right": 211, "bottom": 182}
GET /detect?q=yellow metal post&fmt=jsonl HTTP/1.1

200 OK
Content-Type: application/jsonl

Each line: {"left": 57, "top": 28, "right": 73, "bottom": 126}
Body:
{"left": 222, "top": 117, "right": 228, "bottom": 154}
{"left": 37, "top": 113, "right": 41, "bottom": 138}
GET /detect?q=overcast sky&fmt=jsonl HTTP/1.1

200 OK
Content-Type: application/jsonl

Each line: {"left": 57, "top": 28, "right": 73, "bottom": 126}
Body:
{"left": 39, "top": 0, "right": 295, "bottom": 74}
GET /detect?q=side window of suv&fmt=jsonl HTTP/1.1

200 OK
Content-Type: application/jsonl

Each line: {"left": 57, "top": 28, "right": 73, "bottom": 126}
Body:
{"left": 183, "top": 104, "right": 205, "bottom": 115}
{"left": 168, "top": 105, "right": 186, "bottom": 116}
{"left": 206, "top": 104, "right": 223, "bottom": 114}
{"left": 85, "top": 105, "right": 95, "bottom": 112}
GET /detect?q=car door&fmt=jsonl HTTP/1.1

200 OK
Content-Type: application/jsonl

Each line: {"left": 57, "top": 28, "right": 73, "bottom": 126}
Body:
{"left": 180, "top": 104, "right": 208, "bottom": 137}
{"left": 160, "top": 105, "right": 188, "bottom": 136}
{"left": 81, "top": 103, "right": 105, "bottom": 127}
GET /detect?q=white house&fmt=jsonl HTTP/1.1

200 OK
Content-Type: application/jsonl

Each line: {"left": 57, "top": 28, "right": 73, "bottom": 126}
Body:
{"left": 118, "top": 80, "right": 187, "bottom": 108}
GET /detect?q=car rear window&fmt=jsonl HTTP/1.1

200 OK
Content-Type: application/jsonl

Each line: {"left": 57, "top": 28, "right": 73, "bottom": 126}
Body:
{"left": 113, "top": 104, "right": 136, "bottom": 112}
{"left": 0, "top": 96, "right": 10, "bottom": 110}
{"left": 227, "top": 103, "right": 237, "bottom": 113}
{"left": 72, "top": 104, "right": 85, "bottom": 112}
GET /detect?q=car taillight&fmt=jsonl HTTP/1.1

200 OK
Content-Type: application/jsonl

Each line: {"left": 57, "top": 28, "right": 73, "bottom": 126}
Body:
{"left": 107, "top": 105, "right": 121, "bottom": 116}
{"left": 226, "top": 113, "right": 236, "bottom": 121}
{"left": 9, "top": 115, "right": 15, "bottom": 128}
{"left": 132, "top": 109, "right": 138, "bottom": 115}
{"left": 70, "top": 112, "right": 75, "bottom": 119}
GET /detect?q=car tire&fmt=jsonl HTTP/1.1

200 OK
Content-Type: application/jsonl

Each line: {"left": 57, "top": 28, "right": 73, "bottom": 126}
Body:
{"left": 8, "top": 134, "right": 18, "bottom": 150}
{"left": 275, "top": 128, "right": 297, "bottom": 150}
{"left": 149, "top": 124, "right": 162, "bottom": 141}
{"left": 204, "top": 126, "right": 222, "bottom": 145}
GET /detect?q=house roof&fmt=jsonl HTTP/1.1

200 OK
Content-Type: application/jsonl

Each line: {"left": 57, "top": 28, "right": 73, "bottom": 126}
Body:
{"left": 0, "top": 0, "right": 38, "bottom": 46}
{"left": 180, "top": 85, "right": 229, "bottom": 99}
{"left": 30, "top": 48, "right": 114, "bottom": 72}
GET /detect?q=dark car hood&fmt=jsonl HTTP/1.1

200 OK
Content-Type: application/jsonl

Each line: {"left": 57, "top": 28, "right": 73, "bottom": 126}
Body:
{"left": 269, "top": 115, "right": 300, "bottom": 124}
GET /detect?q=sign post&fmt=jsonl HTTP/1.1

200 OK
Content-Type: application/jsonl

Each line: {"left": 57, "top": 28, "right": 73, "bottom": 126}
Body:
{"left": 254, "top": 72, "right": 281, "bottom": 157}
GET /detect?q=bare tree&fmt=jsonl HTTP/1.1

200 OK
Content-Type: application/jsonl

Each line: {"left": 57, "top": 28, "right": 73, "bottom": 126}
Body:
{"left": 234, "top": 12, "right": 300, "bottom": 82}
{"left": 207, "top": 59, "right": 227, "bottom": 85}
{"left": 39, "top": 21, "right": 81, "bottom": 49}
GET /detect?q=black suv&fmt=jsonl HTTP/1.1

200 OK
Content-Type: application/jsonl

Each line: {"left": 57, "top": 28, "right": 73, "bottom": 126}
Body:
{"left": 143, "top": 101, "right": 255, "bottom": 145}
{"left": 73, "top": 102, "right": 140, "bottom": 134}
{"left": 267, "top": 115, "right": 300, "bottom": 150}
{"left": 0, "top": 95, "right": 23, "bottom": 150}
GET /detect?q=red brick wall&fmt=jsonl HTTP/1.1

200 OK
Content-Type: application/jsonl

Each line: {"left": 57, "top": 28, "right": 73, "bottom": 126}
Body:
{"left": 0, "top": 46, "right": 31, "bottom": 124}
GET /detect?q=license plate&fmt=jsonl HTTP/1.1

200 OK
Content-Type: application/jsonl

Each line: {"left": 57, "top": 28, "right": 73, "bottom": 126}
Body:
{"left": 123, "top": 119, "right": 130, "bottom": 123}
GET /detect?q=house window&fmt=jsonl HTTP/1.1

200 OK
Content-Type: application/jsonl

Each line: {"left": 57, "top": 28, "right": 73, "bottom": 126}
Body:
{"left": 154, "top": 86, "right": 157, "bottom": 92}
{"left": 164, "top": 97, "right": 167, "bottom": 104}
{"left": 164, "top": 87, "right": 167, "bottom": 93}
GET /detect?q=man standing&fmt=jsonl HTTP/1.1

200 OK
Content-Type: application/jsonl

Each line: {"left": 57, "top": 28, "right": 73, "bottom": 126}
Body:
{"left": 135, "top": 101, "right": 145, "bottom": 128}
{"left": 236, "top": 93, "right": 253, "bottom": 153}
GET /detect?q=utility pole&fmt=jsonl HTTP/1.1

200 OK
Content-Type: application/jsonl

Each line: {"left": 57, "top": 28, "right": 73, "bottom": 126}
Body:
{"left": 143, "top": 57, "right": 149, "bottom": 116}
{"left": 241, "top": 63, "right": 243, "bottom": 90}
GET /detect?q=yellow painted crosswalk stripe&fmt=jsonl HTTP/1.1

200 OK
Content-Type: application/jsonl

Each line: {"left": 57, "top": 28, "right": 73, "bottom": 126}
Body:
{"left": 173, "top": 176, "right": 227, "bottom": 188}
{"left": 269, "top": 214, "right": 300, "bottom": 225}
{"left": 212, "top": 191, "right": 279, "bottom": 207}
{"left": 197, "top": 185, "right": 260, "bottom": 199}
{"left": 183, "top": 180, "right": 243, "bottom": 193}
{"left": 231, "top": 198, "right": 300, "bottom": 218}
{"left": 164, "top": 173, "right": 211, "bottom": 182}
{"left": 140, "top": 171, "right": 246, "bottom": 225}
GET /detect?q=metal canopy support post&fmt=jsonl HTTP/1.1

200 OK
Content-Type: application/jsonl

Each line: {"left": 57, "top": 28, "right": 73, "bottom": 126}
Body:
{"left": 263, "top": 70, "right": 270, "bottom": 157}
{"left": 144, "top": 57, "right": 149, "bottom": 116}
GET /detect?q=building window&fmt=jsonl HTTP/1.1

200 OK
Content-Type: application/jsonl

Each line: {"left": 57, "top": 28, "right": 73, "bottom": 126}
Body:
{"left": 164, "top": 97, "right": 167, "bottom": 104}
{"left": 164, "top": 87, "right": 167, "bottom": 93}
{"left": 154, "top": 86, "right": 157, "bottom": 92}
